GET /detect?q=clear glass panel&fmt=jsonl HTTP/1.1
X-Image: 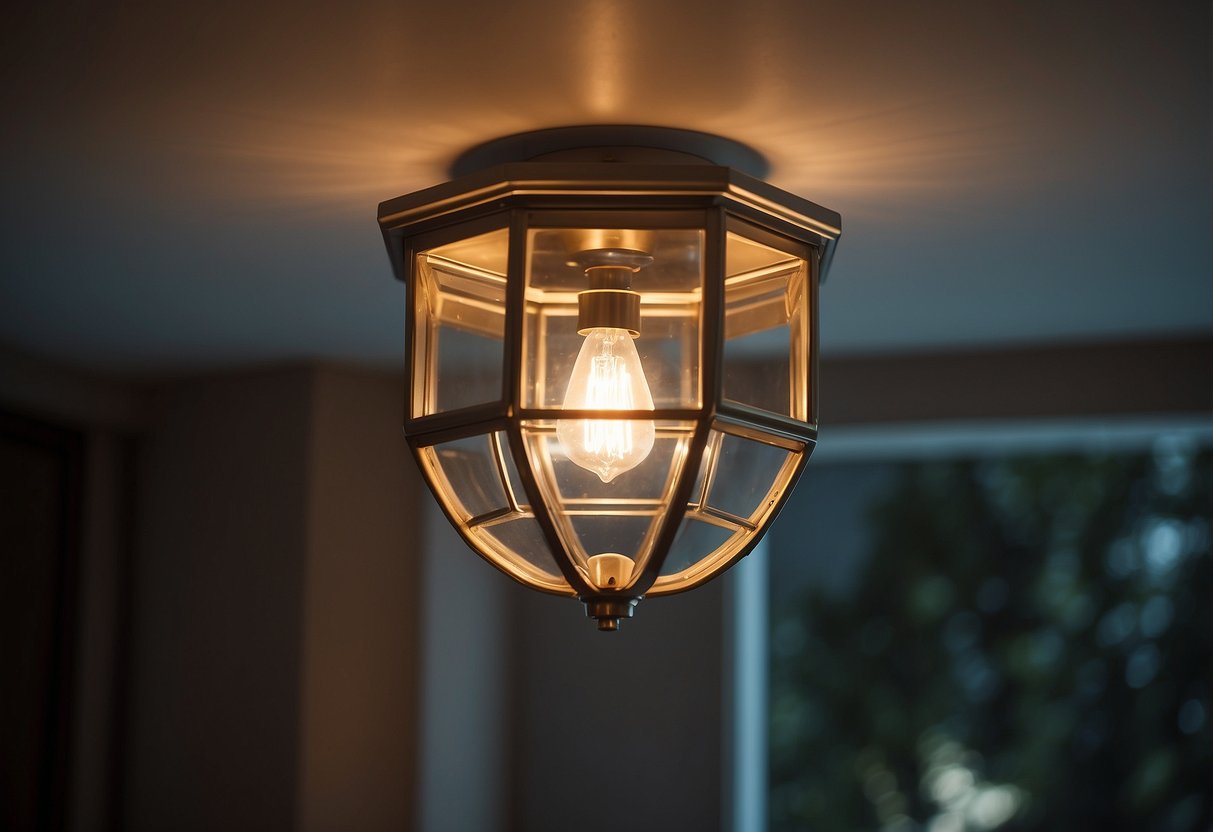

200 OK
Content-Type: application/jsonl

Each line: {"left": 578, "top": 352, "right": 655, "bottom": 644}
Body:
{"left": 523, "top": 226, "right": 704, "bottom": 410}
{"left": 659, "top": 515, "right": 745, "bottom": 577}
{"left": 567, "top": 515, "right": 655, "bottom": 564}
{"left": 650, "top": 425, "right": 805, "bottom": 594}
{"left": 706, "top": 431, "right": 797, "bottom": 524}
{"left": 419, "top": 431, "right": 570, "bottom": 593}
{"left": 651, "top": 515, "right": 753, "bottom": 594}
{"left": 412, "top": 227, "right": 508, "bottom": 417}
{"left": 496, "top": 431, "right": 531, "bottom": 512}
{"left": 418, "top": 432, "right": 509, "bottom": 523}
{"left": 521, "top": 419, "right": 695, "bottom": 590}
{"left": 472, "top": 515, "right": 565, "bottom": 588}
{"left": 722, "top": 227, "right": 810, "bottom": 421}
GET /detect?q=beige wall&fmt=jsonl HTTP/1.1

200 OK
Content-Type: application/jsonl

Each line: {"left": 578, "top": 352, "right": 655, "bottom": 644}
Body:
{"left": 122, "top": 366, "right": 421, "bottom": 831}
{"left": 298, "top": 366, "right": 419, "bottom": 832}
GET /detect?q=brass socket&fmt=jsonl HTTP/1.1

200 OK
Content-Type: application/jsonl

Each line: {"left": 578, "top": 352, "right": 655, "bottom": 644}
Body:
{"left": 578, "top": 289, "right": 641, "bottom": 336}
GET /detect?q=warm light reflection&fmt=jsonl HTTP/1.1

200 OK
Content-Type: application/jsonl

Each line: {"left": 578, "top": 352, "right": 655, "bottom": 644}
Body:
{"left": 175, "top": 113, "right": 482, "bottom": 209}
{"left": 19, "top": 0, "right": 1169, "bottom": 236}
{"left": 582, "top": 0, "right": 626, "bottom": 115}
{"left": 159, "top": 96, "right": 1033, "bottom": 241}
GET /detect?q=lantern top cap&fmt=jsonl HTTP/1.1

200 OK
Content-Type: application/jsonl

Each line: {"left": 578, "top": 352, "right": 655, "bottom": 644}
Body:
{"left": 376, "top": 126, "right": 842, "bottom": 286}
{"left": 376, "top": 164, "right": 841, "bottom": 244}
{"left": 450, "top": 125, "right": 770, "bottom": 179}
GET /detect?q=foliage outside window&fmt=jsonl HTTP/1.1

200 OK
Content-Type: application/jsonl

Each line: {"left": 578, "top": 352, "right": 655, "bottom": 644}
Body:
{"left": 769, "top": 440, "right": 1212, "bottom": 831}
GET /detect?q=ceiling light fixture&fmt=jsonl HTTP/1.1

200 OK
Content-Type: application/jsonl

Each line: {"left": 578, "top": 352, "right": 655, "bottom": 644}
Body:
{"left": 377, "top": 126, "right": 841, "bottom": 630}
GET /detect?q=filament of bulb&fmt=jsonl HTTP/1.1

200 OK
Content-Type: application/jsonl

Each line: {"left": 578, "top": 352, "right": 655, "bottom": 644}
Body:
{"left": 557, "top": 327, "right": 655, "bottom": 483}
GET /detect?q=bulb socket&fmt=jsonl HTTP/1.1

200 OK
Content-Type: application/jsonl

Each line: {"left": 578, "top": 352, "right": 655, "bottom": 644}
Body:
{"left": 577, "top": 263, "right": 643, "bottom": 335}
{"left": 577, "top": 289, "right": 641, "bottom": 336}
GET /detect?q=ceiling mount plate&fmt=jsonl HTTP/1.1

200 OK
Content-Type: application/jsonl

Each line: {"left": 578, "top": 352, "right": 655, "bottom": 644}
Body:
{"left": 450, "top": 125, "right": 769, "bottom": 179}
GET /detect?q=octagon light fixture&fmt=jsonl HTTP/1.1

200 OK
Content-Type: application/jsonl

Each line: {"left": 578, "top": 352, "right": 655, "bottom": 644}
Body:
{"left": 377, "top": 126, "right": 841, "bottom": 630}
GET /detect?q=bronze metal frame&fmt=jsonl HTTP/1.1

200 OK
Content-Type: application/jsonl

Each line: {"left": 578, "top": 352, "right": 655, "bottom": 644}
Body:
{"left": 379, "top": 157, "right": 840, "bottom": 629}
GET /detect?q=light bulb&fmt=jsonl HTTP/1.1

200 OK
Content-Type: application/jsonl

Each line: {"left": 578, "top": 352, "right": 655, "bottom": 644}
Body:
{"left": 557, "top": 327, "right": 655, "bottom": 483}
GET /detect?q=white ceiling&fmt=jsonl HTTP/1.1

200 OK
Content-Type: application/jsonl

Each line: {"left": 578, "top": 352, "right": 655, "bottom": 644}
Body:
{"left": 1, "top": 0, "right": 1209, "bottom": 375}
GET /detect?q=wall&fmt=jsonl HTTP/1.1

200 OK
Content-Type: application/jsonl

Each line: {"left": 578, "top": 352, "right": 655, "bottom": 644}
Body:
{"left": 821, "top": 337, "right": 1213, "bottom": 425}
{"left": 0, "top": 347, "right": 142, "bottom": 832}
{"left": 0, "top": 358, "right": 426, "bottom": 831}
{"left": 298, "top": 366, "right": 420, "bottom": 832}
{"left": 69, "top": 432, "right": 132, "bottom": 831}
{"left": 508, "top": 581, "right": 726, "bottom": 832}
{"left": 413, "top": 499, "right": 728, "bottom": 832}
{"left": 415, "top": 500, "right": 513, "bottom": 832}
{"left": 120, "top": 365, "right": 422, "bottom": 831}
{"left": 124, "top": 370, "right": 313, "bottom": 830}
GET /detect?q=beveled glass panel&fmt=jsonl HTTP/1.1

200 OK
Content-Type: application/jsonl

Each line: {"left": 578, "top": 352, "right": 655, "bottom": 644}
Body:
{"left": 568, "top": 515, "right": 655, "bottom": 565}
{"left": 412, "top": 227, "right": 508, "bottom": 417}
{"left": 420, "top": 431, "right": 570, "bottom": 593}
{"left": 418, "top": 432, "right": 509, "bottom": 523}
{"left": 496, "top": 431, "right": 531, "bottom": 512}
{"left": 650, "top": 425, "right": 804, "bottom": 594}
{"left": 471, "top": 515, "right": 567, "bottom": 591}
{"left": 523, "top": 226, "right": 704, "bottom": 410}
{"left": 721, "top": 228, "right": 810, "bottom": 422}
{"left": 650, "top": 517, "right": 752, "bottom": 595}
{"left": 521, "top": 419, "right": 695, "bottom": 589}
{"left": 706, "top": 431, "right": 797, "bottom": 525}
{"left": 658, "top": 515, "right": 746, "bottom": 578}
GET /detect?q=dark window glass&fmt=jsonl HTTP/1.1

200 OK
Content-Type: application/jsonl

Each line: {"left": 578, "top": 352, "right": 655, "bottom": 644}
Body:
{"left": 769, "top": 442, "right": 1213, "bottom": 831}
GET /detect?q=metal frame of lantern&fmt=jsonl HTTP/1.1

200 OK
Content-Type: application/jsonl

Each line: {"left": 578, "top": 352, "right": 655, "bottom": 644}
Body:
{"left": 378, "top": 128, "right": 841, "bottom": 630}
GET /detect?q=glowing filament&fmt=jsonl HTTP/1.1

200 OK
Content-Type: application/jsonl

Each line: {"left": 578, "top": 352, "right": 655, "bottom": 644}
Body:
{"left": 557, "top": 327, "right": 655, "bottom": 482}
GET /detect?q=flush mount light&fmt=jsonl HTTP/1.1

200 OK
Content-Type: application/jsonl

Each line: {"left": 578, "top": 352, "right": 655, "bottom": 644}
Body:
{"left": 377, "top": 126, "right": 840, "bottom": 630}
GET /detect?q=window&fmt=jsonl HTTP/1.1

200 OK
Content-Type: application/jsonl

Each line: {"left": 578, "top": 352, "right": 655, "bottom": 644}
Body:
{"left": 761, "top": 423, "right": 1213, "bottom": 831}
